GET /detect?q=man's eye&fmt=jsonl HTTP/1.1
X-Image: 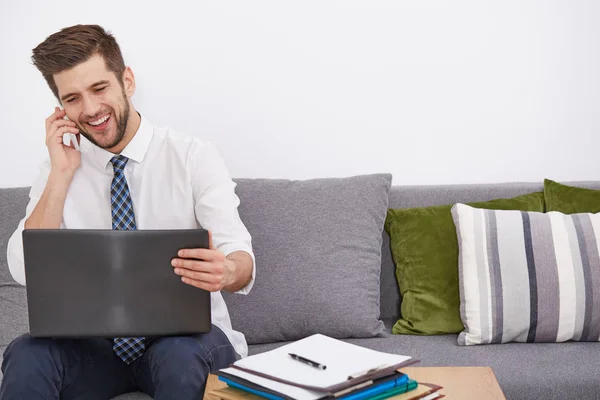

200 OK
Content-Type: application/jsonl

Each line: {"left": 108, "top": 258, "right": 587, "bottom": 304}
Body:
{"left": 94, "top": 86, "right": 107, "bottom": 92}
{"left": 66, "top": 98, "right": 77, "bottom": 103}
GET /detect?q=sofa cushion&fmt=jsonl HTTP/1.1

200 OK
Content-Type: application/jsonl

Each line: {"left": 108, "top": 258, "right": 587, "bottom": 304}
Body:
{"left": 544, "top": 179, "right": 600, "bottom": 214}
{"left": 223, "top": 174, "right": 391, "bottom": 344}
{"left": 384, "top": 192, "right": 544, "bottom": 335}
{"left": 452, "top": 203, "right": 600, "bottom": 345}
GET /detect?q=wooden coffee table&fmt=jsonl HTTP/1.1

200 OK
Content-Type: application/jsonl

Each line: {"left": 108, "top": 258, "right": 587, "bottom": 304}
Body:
{"left": 204, "top": 366, "right": 506, "bottom": 399}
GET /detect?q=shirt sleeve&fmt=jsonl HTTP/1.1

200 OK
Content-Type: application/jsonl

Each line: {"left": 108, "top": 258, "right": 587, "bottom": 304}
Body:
{"left": 6, "top": 159, "right": 51, "bottom": 286}
{"left": 190, "top": 140, "right": 256, "bottom": 295}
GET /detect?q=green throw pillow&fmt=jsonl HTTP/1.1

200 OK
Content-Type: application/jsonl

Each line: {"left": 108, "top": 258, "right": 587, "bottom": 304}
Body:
{"left": 385, "top": 192, "right": 545, "bottom": 335}
{"left": 544, "top": 179, "right": 600, "bottom": 214}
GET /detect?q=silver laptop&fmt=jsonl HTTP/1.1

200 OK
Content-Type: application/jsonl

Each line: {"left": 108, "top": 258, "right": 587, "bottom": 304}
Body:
{"left": 22, "top": 229, "right": 211, "bottom": 338}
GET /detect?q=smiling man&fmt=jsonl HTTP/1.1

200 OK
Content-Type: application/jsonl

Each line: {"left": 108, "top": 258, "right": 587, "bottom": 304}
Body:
{"left": 0, "top": 25, "right": 255, "bottom": 399}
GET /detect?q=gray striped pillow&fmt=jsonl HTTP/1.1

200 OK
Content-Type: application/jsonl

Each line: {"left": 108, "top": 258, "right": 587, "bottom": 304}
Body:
{"left": 451, "top": 203, "right": 600, "bottom": 345}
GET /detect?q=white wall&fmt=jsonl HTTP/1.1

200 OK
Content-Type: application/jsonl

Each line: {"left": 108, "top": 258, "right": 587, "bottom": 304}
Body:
{"left": 1, "top": 0, "right": 599, "bottom": 188}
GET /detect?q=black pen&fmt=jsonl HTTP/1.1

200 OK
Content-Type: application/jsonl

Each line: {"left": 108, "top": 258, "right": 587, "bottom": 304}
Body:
{"left": 288, "top": 353, "right": 327, "bottom": 370}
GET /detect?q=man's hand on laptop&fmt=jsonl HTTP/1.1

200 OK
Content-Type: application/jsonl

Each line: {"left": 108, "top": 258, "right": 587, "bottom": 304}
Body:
{"left": 171, "top": 231, "right": 234, "bottom": 292}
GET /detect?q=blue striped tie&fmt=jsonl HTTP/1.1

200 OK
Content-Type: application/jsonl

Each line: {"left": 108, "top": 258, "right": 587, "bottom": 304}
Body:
{"left": 110, "top": 155, "right": 145, "bottom": 364}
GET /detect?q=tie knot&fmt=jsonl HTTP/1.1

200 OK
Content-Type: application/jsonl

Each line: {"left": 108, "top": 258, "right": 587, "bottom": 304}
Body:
{"left": 110, "top": 155, "right": 129, "bottom": 174}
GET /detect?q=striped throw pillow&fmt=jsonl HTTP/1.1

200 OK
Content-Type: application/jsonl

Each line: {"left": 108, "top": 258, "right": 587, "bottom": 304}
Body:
{"left": 451, "top": 203, "right": 600, "bottom": 345}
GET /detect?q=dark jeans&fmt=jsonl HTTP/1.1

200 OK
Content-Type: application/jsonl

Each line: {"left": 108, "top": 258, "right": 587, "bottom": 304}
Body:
{"left": 0, "top": 325, "right": 236, "bottom": 400}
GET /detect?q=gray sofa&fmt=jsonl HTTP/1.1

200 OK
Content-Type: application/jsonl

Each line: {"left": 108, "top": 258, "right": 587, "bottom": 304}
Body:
{"left": 2, "top": 179, "right": 600, "bottom": 400}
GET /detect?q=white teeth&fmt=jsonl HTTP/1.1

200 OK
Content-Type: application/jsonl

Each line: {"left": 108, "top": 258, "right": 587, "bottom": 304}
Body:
{"left": 89, "top": 115, "right": 109, "bottom": 126}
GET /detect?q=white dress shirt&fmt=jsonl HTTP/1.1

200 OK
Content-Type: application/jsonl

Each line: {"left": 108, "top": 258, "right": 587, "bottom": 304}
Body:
{"left": 6, "top": 115, "right": 256, "bottom": 358}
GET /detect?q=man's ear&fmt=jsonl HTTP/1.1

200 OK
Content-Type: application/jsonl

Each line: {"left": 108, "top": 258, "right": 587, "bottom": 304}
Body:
{"left": 122, "top": 66, "right": 136, "bottom": 98}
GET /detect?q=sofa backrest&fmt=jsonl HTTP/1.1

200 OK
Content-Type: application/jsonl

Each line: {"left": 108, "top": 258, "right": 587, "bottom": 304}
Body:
{"left": 4, "top": 180, "right": 600, "bottom": 324}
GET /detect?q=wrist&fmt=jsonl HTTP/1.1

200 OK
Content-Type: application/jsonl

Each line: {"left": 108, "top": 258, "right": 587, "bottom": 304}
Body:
{"left": 48, "top": 170, "right": 74, "bottom": 189}
{"left": 223, "top": 252, "right": 253, "bottom": 292}
{"left": 224, "top": 258, "right": 238, "bottom": 288}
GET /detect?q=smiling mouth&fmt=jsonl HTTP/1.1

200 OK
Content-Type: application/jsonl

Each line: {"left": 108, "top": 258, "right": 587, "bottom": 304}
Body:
{"left": 86, "top": 114, "right": 111, "bottom": 130}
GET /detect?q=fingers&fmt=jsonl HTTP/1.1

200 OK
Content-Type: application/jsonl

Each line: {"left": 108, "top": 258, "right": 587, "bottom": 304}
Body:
{"left": 45, "top": 107, "right": 66, "bottom": 132}
{"left": 177, "top": 248, "right": 223, "bottom": 262}
{"left": 48, "top": 118, "right": 78, "bottom": 137}
{"left": 173, "top": 260, "right": 222, "bottom": 292}
{"left": 171, "top": 258, "right": 216, "bottom": 273}
{"left": 47, "top": 116, "right": 78, "bottom": 145}
{"left": 172, "top": 258, "right": 224, "bottom": 291}
{"left": 173, "top": 241, "right": 226, "bottom": 292}
{"left": 174, "top": 268, "right": 219, "bottom": 284}
{"left": 47, "top": 125, "right": 80, "bottom": 146}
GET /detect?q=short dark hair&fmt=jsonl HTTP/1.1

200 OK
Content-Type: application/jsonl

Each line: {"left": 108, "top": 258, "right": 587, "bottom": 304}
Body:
{"left": 31, "top": 24, "right": 126, "bottom": 100}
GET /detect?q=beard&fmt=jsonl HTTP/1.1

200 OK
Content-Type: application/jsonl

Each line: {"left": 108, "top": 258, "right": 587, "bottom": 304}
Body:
{"left": 77, "top": 91, "right": 131, "bottom": 150}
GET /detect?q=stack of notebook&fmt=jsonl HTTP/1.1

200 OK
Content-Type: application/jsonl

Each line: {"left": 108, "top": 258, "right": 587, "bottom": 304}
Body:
{"left": 212, "top": 334, "right": 444, "bottom": 400}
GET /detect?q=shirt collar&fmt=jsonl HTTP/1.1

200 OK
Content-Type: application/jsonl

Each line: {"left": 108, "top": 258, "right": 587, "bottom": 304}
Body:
{"left": 85, "top": 113, "right": 154, "bottom": 170}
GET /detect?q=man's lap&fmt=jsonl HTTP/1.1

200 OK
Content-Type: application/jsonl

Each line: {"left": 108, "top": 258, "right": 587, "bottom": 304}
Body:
{"left": 134, "top": 328, "right": 236, "bottom": 396}
{"left": 0, "top": 325, "right": 235, "bottom": 399}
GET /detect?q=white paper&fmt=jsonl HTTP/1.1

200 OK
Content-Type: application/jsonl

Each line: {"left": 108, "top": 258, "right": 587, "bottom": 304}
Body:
{"left": 232, "top": 334, "right": 411, "bottom": 389}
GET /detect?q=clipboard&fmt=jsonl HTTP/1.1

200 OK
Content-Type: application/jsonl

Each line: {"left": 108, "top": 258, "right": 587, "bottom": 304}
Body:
{"left": 218, "top": 334, "right": 420, "bottom": 397}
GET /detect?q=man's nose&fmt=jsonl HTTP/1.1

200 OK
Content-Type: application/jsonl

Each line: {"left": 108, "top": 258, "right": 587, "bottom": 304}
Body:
{"left": 81, "top": 95, "right": 102, "bottom": 119}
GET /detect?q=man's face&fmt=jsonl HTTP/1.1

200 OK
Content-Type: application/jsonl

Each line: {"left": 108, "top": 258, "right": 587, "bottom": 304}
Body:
{"left": 54, "top": 54, "right": 132, "bottom": 150}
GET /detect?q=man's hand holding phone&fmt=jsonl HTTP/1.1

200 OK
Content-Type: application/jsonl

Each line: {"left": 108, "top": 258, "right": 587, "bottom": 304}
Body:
{"left": 24, "top": 108, "right": 82, "bottom": 230}
{"left": 45, "top": 107, "right": 81, "bottom": 179}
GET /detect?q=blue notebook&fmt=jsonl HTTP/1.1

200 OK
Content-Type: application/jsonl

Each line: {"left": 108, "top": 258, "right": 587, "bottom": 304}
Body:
{"left": 219, "top": 376, "right": 287, "bottom": 400}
